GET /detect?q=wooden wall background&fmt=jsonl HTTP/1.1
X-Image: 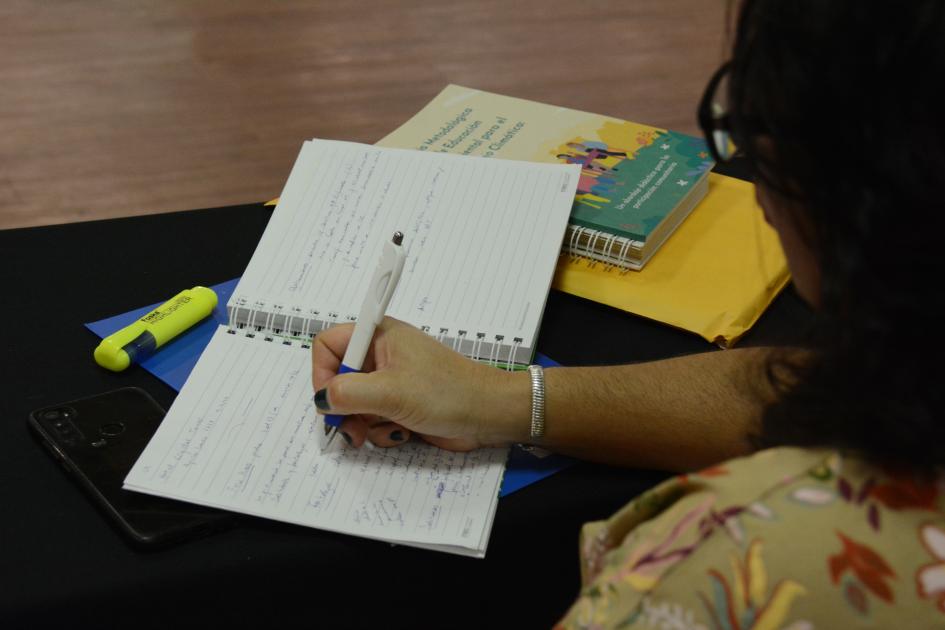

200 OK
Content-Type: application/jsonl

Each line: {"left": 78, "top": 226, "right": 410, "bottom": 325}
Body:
{"left": 0, "top": 0, "right": 729, "bottom": 229}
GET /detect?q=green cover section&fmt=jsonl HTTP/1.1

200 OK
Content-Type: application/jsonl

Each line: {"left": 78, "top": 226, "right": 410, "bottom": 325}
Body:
{"left": 565, "top": 130, "right": 712, "bottom": 241}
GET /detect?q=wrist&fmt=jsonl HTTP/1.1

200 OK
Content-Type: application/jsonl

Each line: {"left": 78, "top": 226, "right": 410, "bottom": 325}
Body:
{"left": 475, "top": 367, "right": 533, "bottom": 446}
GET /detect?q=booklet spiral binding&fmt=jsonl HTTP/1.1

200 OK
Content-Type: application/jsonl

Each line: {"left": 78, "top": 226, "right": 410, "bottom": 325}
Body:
{"left": 227, "top": 299, "right": 523, "bottom": 371}
{"left": 564, "top": 225, "right": 643, "bottom": 270}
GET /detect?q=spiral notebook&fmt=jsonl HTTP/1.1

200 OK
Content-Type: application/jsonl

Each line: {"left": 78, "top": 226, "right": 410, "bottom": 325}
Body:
{"left": 124, "top": 139, "right": 580, "bottom": 556}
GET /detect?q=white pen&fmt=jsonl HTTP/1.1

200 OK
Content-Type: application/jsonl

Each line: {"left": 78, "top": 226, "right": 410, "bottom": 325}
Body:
{"left": 322, "top": 231, "right": 406, "bottom": 451}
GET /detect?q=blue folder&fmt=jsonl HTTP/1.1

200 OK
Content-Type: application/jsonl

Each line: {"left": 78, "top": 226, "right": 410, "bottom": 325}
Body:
{"left": 85, "top": 278, "right": 573, "bottom": 497}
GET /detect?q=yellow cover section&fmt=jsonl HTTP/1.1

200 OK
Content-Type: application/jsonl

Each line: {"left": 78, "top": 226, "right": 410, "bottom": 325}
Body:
{"left": 376, "top": 85, "right": 788, "bottom": 347}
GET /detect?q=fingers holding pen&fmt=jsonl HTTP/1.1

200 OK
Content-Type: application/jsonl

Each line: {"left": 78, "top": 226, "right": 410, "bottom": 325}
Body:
{"left": 312, "top": 323, "right": 374, "bottom": 391}
{"left": 311, "top": 316, "right": 499, "bottom": 452}
{"left": 339, "top": 417, "right": 412, "bottom": 449}
{"left": 313, "top": 369, "right": 411, "bottom": 448}
{"left": 314, "top": 369, "right": 402, "bottom": 418}
{"left": 311, "top": 328, "right": 346, "bottom": 399}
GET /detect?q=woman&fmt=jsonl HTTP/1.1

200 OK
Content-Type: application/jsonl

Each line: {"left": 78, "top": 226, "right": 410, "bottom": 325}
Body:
{"left": 312, "top": 0, "right": 945, "bottom": 625}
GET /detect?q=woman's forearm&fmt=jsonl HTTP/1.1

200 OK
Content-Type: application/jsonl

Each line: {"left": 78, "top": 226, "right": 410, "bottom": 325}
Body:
{"left": 486, "top": 348, "right": 775, "bottom": 471}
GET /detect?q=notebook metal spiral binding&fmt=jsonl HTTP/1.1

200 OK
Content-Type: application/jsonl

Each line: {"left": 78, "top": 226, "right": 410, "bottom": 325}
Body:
{"left": 228, "top": 299, "right": 525, "bottom": 367}
{"left": 421, "top": 326, "right": 523, "bottom": 371}
{"left": 226, "top": 299, "right": 362, "bottom": 351}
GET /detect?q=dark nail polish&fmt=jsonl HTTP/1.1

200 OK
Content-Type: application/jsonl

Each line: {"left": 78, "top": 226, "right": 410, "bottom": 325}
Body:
{"left": 390, "top": 430, "right": 404, "bottom": 442}
{"left": 341, "top": 432, "right": 353, "bottom": 446}
{"left": 313, "top": 389, "right": 330, "bottom": 411}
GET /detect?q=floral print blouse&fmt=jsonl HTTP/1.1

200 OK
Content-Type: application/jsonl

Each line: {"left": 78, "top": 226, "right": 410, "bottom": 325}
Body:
{"left": 556, "top": 447, "right": 945, "bottom": 629}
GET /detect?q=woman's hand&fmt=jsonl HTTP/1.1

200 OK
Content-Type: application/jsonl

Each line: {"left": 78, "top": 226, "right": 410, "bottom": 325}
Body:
{"left": 311, "top": 317, "right": 530, "bottom": 450}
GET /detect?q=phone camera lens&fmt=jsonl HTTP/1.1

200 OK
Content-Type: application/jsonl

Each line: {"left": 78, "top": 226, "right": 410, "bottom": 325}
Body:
{"left": 100, "top": 422, "right": 125, "bottom": 437}
{"left": 40, "top": 409, "right": 62, "bottom": 421}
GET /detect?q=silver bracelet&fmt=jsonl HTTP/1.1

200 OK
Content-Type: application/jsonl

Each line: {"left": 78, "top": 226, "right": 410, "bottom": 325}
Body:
{"left": 527, "top": 364, "right": 545, "bottom": 441}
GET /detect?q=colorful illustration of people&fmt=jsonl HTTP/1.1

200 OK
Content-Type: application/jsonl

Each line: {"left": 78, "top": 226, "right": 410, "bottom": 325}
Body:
{"left": 557, "top": 139, "right": 632, "bottom": 208}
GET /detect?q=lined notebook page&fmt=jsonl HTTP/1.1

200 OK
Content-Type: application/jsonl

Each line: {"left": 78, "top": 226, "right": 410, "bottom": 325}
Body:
{"left": 230, "top": 140, "right": 580, "bottom": 359}
{"left": 124, "top": 326, "right": 507, "bottom": 557}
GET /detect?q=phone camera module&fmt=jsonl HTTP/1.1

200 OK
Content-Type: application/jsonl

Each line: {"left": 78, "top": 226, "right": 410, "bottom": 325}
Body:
{"left": 40, "top": 409, "right": 63, "bottom": 422}
{"left": 41, "top": 407, "right": 76, "bottom": 422}
{"left": 100, "top": 422, "right": 126, "bottom": 437}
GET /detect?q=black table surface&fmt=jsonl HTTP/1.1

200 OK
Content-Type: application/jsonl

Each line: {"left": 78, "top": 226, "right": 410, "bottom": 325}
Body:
{"left": 0, "top": 163, "right": 811, "bottom": 628}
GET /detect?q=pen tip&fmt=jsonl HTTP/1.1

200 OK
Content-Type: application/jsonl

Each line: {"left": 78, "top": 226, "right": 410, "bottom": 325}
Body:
{"left": 392, "top": 231, "right": 403, "bottom": 246}
{"left": 322, "top": 430, "right": 337, "bottom": 453}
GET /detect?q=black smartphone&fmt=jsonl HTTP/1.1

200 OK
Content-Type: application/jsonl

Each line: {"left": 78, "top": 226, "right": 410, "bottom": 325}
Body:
{"left": 28, "top": 386, "right": 234, "bottom": 548}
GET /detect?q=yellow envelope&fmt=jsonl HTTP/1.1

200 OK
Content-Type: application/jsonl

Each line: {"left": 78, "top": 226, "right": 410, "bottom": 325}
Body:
{"left": 553, "top": 172, "right": 789, "bottom": 347}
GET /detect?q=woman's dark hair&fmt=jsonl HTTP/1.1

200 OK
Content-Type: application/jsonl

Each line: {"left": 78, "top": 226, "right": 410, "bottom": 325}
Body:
{"left": 728, "top": 0, "right": 945, "bottom": 469}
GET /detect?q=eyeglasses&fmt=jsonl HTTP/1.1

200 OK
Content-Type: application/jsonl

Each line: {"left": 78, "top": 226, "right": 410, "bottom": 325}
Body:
{"left": 698, "top": 61, "right": 740, "bottom": 163}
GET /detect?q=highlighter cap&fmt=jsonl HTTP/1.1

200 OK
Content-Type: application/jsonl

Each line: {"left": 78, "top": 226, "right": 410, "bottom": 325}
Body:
{"left": 94, "top": 336, "right": 132, "bottom": 372}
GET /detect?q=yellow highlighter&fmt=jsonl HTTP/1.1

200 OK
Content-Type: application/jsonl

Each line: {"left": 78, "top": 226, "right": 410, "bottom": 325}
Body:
{"left": 94, "top": 286, "right": 218, "bottom": 372}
